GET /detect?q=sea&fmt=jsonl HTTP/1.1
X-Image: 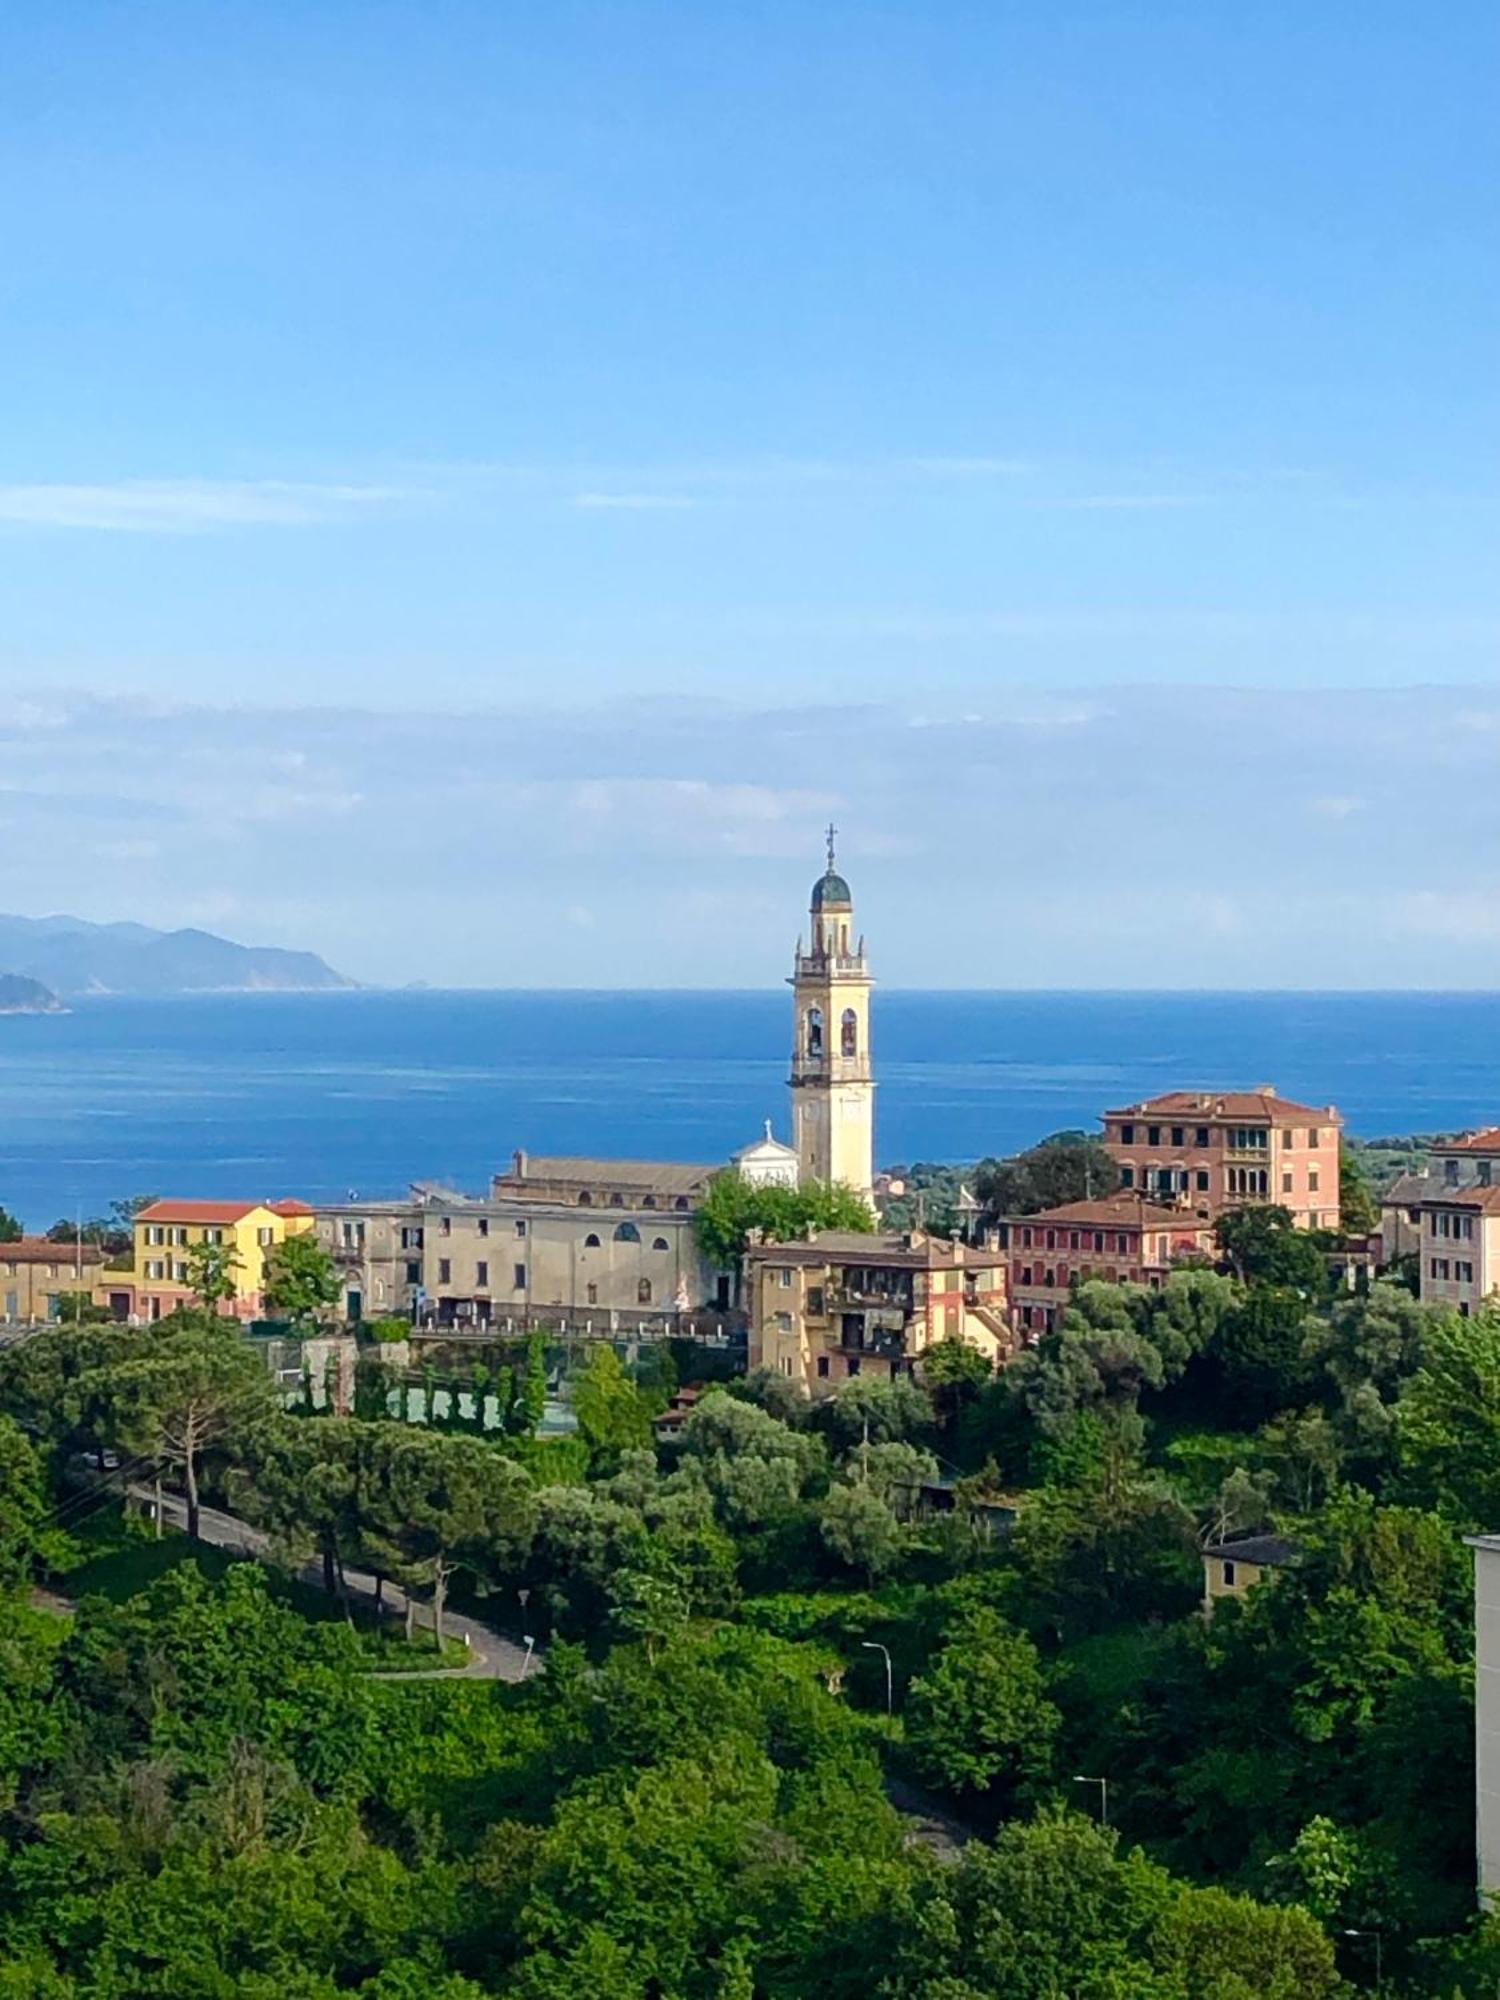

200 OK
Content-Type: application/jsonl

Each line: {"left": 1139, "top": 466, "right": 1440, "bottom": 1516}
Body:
{"left": 2, "top": 988, "right": 1498, "bottom": 1228}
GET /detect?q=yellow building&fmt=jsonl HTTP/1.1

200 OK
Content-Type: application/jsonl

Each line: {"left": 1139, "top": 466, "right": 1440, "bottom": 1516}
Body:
{"left": 747, "top": 1228, "right": 1010, "bottom": 1393}
{"left": 1201, "top": 1533, "right": 1299, "bottom": 1614}
{"left": 102, "top": 1197, "right": 315, "bottom": 1323}
{"left": 789, "top": 828, "right": 875, "bottom": 1199}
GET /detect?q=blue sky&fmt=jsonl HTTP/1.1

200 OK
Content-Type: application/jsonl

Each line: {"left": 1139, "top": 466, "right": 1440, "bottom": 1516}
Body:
{"left": 1, "top": 3, "right": 1497, "bottom": 983}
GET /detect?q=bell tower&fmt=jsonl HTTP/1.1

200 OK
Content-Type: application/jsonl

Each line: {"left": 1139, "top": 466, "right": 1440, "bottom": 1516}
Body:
{"left": 789, "top": 825, "right": 875, "bottom": 1199}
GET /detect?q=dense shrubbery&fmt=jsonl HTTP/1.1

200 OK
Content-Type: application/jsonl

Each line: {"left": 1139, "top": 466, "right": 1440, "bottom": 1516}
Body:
{"left": 0, "top": 1260, "right": 1497, "bottom": 1994}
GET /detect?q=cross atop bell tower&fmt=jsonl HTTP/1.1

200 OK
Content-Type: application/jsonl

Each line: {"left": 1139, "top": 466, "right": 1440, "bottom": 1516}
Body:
{"left": 788, "top": 833, "right": 875, "bottom": 1199}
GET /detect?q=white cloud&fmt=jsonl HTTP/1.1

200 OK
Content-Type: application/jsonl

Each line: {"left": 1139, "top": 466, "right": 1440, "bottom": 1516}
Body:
{"left": 0, "top": 479, "right": 413, "bottom": 533}
{"left": 6, "top": 683, "right": 1500, "bottom": 988}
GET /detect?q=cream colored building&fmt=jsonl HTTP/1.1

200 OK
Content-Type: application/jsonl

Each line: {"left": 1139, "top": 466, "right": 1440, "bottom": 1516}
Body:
{"left": 1418, "top": 1184, "right": 1500, "bottom": 1313}
{"left": 317, "top": 1155, "right": 725, "bottom": 1332}
{"left": 1201, "top": 1533, "right": 1299, "bottom": 1614}
{"left": 0, "top": 1238, "right": 106, "bottom": 1322}
{"left": 747, "top": 1229, "right": 1009, "bottom": 1393}
{"left": 789, "top": 831, "right": 874, "bottom": 1199}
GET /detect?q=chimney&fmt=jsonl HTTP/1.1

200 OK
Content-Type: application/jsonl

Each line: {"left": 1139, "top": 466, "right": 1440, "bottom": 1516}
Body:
{"left": 513, "top": 1149, "right": 528, "bottom": 1179}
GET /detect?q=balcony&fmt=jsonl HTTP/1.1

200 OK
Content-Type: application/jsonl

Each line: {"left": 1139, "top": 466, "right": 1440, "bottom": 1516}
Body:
{"left": 793, "top": 951, "right": 869, "bottom": 980}
{"left": 829, "top": 1283, "right": 912, "bottom": 1309}
{"left": 836, "top": 1325, "right": 909, "bottom": 1359}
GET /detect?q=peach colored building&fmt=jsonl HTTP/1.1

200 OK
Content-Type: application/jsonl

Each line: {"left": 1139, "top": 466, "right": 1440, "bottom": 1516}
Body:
{"left": 747, "top": 1229, "right": 1010, "bottom": 1393}
{"left": 1006, "top": 1193, "right": 1216, "bottom": 1337}
{"left": 1101, "top": 1087, "right": 1342, "bottom": 1231}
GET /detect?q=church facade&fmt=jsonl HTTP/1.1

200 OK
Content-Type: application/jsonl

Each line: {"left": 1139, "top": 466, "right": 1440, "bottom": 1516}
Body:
{"left": 315, "top": 837, "right": 880, "bottom": 1327}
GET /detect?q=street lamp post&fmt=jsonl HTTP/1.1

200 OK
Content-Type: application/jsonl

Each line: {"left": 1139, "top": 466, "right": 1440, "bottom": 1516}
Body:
{"left": 862, "top": 1640, "right": 893, "bottom": 1715}
{"left": 520, "top": 1635, "right": 536, "bottom": 1680}
{"left": 1071, "top": 1773, "right": 1109, "bottom": 1827}
{"left": 1342, "top": 1928, "right": 1383, "bottom": 1990}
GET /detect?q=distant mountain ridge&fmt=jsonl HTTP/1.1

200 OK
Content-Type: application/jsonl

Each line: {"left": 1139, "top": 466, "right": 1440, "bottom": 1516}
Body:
{"left": 0, "top": 914, "right": 353, "bottom": 995}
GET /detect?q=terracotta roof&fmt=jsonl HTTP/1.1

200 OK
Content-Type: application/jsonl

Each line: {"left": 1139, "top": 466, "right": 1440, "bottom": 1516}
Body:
{"left": 267, "top": 1198, "right": 313, "bottom": 1215}
{"left": 1, "top": 1236, "right": 106, "bottom": 1265}
{"left": 1438, "top": 1128, "right": 1500, "bottom": 1155}
{"left": 1422, "top": 1184, "right": 1500, "bottom": 1217}
{"left": 494, "top": 1155, "right": 716, "bottom": 1198}
{"left": 1105, "top": 1088, "right": 1340, "bottom": 1125}
{"left": 1010, "top": 1193, "right": 1209, "bottom": 1230}
{"left": 136, "top": 1199, "right": 277, "bottom": 1224}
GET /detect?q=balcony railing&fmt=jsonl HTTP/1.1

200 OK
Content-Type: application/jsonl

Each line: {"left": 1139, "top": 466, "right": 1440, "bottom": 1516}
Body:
{"left": 793, "top": 951, "right": 869, "bottom": 979}
{"left": 837, "top": 1327, "right": 908, "bottom": 1358}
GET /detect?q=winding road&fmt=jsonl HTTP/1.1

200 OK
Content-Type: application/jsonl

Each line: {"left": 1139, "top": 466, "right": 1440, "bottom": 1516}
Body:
{"left": 127, "top": 1483, "right": 538, "bottom": 1682}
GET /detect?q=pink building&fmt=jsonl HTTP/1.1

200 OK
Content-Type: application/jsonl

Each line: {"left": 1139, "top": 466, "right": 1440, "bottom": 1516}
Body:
{"left": 1101, "top": 1087, "right": 1342, "bottom": 1231}
{"left": 1006, "top": 1193, "right": 1215, "bottom": 1336}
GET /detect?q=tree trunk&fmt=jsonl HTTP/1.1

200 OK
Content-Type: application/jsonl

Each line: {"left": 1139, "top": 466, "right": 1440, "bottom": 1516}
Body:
{"left": 322, "top": 1544, "right": 336, "bottom": 1594}
{"left": 183, "top": 1428, "right": 201, "bottom": 1541}
{"left": 404, "top": 1592, "right": 415, "bottom": 1645}
{"left": 153, "top": 1474, "right": 163, "bottom": 1540}
{"left": 373, "top": 1573, "right": 384, "bottom": 1615}
{"left": 433, "top": 1558, "right": 450, "bottom": 1651}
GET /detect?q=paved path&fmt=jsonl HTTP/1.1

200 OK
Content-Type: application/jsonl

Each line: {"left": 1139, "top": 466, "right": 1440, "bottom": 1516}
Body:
{"left": 129, "top": 1484, "right": 538, "bottom": 1683}
{"left": 885, "top": 1777, "right": 973, "bottom": 1863}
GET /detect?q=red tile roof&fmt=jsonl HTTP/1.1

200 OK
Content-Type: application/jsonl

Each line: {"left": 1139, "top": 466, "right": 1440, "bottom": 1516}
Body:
{"left": 1439, "top": 1128, "right": 1500, "bottom": 1155}
{"left": 1, "top": 1236, "right": 106, "bottom": 1265}
{"left": 1105, "top": 1088, "right": 1340, "bottom": 1125}
{"left": 1010, "top": 1194, "right": 1210, "bottom": 1230}
{"left": 267, "top": 1199, "right": 313, "bottom": 1216}
{"left": 137, "top": 1199, "right": 272, "bottom": 1224}
{"left": 1423, "top": 1184, "right": 1500, "bottom": 1217}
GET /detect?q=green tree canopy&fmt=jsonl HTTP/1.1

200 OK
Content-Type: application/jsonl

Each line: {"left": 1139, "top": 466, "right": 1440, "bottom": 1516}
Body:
{"left": 1338, "top": 1152, "right": 1381, "bottom": 1238}
{"left": 974, "top": 1131, "right": 1121, "bottom": 1219}
{"left": 262, "top": 1232, "right": 342, "bottom": 1324}
{"left": 906, "top": 1606, "right": 1059, "bottom": 1799}
{"left": 1215, "top": 1205, "right": 1326, "bottom": 1291}
{"left": 693, "top": 1170, "right": 876, "bottom": 1270}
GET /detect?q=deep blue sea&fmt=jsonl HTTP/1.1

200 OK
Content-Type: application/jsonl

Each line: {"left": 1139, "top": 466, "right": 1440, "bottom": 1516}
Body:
{"left": 2, "top": 989, "right": 1498, "bottom": 1228}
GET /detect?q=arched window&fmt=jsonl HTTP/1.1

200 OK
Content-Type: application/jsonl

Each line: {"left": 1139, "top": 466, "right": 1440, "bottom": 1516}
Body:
{"left": 841, "top": 1007, "right": 858, "bottom": 1057}
{"left": 584, "top": 1233, "right": 601, "bottom": 1249}
{"left": 638, "top": 1278, "right": 652, "bottom": 1305}
{"left": 608, "top": 1192, "right": 624, "bottom": 1208}
{"left": 642, "top": 1194, "right": 657, "bottom": 1209}
{"left": 577, "top": 1191, "right": 592, "bottom": 1206}
{"left": 614, "top": 1221, "right": 641, "bottom": 1244}
{"left": 652, "top": 1236, "right": 669, "bottom": 1251}
{"left": 805, "top": 1005, "right": 823, "bottom": 1058}
{"left": 586, "top": 1281, "right": 598, "bottom": 1304}
{"left": 674, "top": 1195, "right": 690, "bottom": 1211}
